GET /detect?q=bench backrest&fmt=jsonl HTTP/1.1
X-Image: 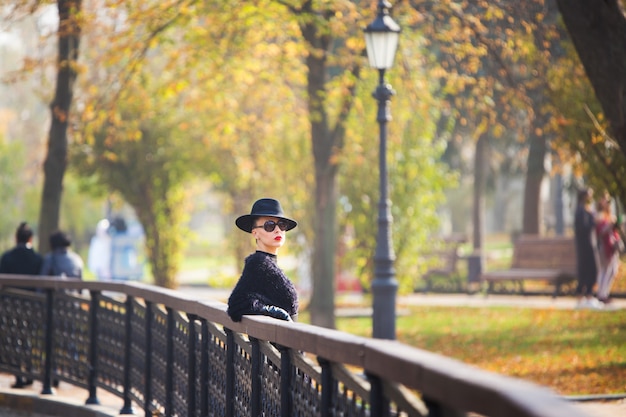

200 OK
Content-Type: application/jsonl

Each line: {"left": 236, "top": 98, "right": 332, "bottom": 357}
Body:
{"left": 511, "top": 235, "right": 576, "bottom": 273}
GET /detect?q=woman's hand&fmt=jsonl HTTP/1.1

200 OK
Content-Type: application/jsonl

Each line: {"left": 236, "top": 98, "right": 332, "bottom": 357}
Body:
{"left": 261, "top": 305, "right": 293, "bottom": 321}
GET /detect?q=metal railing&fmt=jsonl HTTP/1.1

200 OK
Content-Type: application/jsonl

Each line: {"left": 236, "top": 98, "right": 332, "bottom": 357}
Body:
{"left": 0, "top": 275, "right": 590, "bottom": 417}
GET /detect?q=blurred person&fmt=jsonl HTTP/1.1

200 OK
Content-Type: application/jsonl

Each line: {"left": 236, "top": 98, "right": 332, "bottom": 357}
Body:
{"left": 0, "top": 222, "right": 43, "bottom": 276}
{"left": 40, "top": 230, "right": 84, "bottom": 279}
{"left": 227, "top": 198, "right": 299, "bottom": 322}
{"left": 0, "top": 221, "right": 43, "bottom": 388}
{"left": 574, "top": 188, "right": 602, "bottom": 309}
{"left": 88, "top": 219, "right": 112, "bottom": 281}
{"left": 40, "top": 230, "right": 83, "bottom": 389}
{"left": 595, "top": 194, "right": 622, "bottom": 304}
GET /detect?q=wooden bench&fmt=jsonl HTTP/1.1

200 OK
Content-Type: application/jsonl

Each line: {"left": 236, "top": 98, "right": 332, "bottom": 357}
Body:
{"left": 480, "top": 235, "right": 577, "bottom": 297}
{"left": 420, "top": 234, "right": 466, "bottom": 292}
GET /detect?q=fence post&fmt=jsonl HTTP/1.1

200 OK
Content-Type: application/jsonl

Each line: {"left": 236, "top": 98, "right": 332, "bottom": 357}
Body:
{"left": 166, "top": 307, "right": 175, "bottom": 417}
{"left": 120, "top": 296, "right": 134, "bottom": 414}
{"left": 250, "top": 337, "right": 262, "bottom": 416}
{"left": 225, "top": 328, "right": 235, "bottom": 417}
{"left": 86, "top": 291, "right": 100, "bottom": 405}
{"left": 318, "top": 357, "right": 334, "bottom": 417}
{"left": 367, "top": 373, "right": 390, "bottom": 417}
{"left": 200, "top": 319, "right": 209, "bottom": 417}
{"left": 187, "top": 313, "right": 198, "bottom": 417}
{"left": 41, "top": 289, "right": 54, "bottom": 395}
{"left": 279, "top": 345, "right": 292, "bottom": 417}
{"left": 143, "top": 301, "right": 154, "bottom": 417}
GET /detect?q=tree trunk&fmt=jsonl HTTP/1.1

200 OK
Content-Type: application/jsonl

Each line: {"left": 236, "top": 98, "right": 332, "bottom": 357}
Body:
{"left": 310, "top": 164, "right": 338, "bottom": 328}
{"left": 472, "top": 135, "right": 487, "bottom": 251}
{"left": 522, "top": 133, "right": 547, "bottom": 235}
{"left": 556, "top": 0, "right": 626, "bottom": 146}
{"left": 492, "top": 176, "right": 509, "bottom": 233}
{"left": 521, "top": 1, "right": 560, "bottom": 236}
{"left": 298, "top": 15, "right": 344, "bottom": 329}
{"left": 136, "top": 208, "right": 178, "bottom": 289}
{"left": 305, "top": 41, "right": 338, "bottom": 327}
{"left": 38, "top": 0, "right": 82, "bottom": 253}
{"left": 557, "top": 0, "right": 626, "bottom": 209}
{"left": 553, "top": 171, "right": 565, "bottom": 235}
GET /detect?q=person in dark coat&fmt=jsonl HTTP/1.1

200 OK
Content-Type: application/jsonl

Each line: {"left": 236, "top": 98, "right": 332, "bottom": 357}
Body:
{"left": 0, "top": 222, "right": 43, "bottom": 276}
{"left": 0, "top": 221, "right": 43, "bottom": 388}
{"left": 227, "top": 198, "right": 299, "bottom": 322}
{"left": 574, "top": 188, "right": 602, "bottom": 309}
{"left": 40, "top": 230, "right": 84, "bottom": 279}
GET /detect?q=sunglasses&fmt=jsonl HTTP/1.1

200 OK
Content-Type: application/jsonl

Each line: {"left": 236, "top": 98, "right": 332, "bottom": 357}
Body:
{"left": 253, "top": 220, "right": 289, "bottom": 232}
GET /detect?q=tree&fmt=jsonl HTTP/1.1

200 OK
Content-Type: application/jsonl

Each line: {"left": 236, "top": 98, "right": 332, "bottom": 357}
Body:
{"left": 180, "top": 1, "right": 311, "bottom": 268}
{"left": 340, "top": 76, "right": 453, "bottom": 293}
{"left": 189, "top": 1, "right": 449, "bottom": 315}
{"left": 4, "top": 0, "right": 484, "bottom": 307}
{"left": 38, "top": 0, "right": 82, "bottom": 254}
{"left": 75, "top": 81, "right": 198, "bottom": 288}
{"left": 556, "top": 0, "right": 626, "bottom": 208}
{"left": 411, "top": 0, "right": 574, "bottom": 246}
{"left": 72, "top": 0, "right": 213, "bottom": 287}
{"left": 273, "top": 0, "right": 364, "bottom": 328}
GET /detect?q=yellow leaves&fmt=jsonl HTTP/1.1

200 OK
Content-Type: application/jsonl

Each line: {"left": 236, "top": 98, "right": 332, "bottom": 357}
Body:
{"left": 463, "top": 55, "right": 482, "bottom": 74}
{"left": 476, "top": 116, "right": 489, "bottom": 136}
{"left": 161, "top": 79, "right": 188, "bottom": 100}
{"left": 148, "top": 37, "right": 158, "bottom": 50}
{"left": 283, "top": 40, "right": 305, "bottom": 60}
{"left": 345, "top": 36, "right": 362, "bottom": 52}
{"left": 535, "top": 12, "right": 545, "bottom": 24}
{"left": 492, "top": 123, "right": 505, "bottom": 138}
{"left": 103, "top": 150, "right": 118, "bottom": 162}
{"left": 129, "top": 129, "right": 142, "bottom": 141}
{"left": 21, "top": 57, "right": 39, "bottom": 72}
{"left": 484, "top": 5, "right": 505, "bottom": 20}
{"left": 591, "top": 132, "right": 604, "bottom": 145}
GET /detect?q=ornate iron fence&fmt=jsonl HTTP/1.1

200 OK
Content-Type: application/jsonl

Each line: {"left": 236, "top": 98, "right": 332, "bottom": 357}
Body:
{"left": 0, "top": 275, "right": 590, "bottom": 417}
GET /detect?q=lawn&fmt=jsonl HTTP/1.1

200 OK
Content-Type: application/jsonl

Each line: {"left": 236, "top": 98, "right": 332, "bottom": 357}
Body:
{"left": 329, "top": 304, "right": 626, "bottom": 396}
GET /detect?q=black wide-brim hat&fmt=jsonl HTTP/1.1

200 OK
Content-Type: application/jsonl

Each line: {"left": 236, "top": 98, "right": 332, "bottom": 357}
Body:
{"left": 235, "top": 198, "right": 297, "bottom": 233}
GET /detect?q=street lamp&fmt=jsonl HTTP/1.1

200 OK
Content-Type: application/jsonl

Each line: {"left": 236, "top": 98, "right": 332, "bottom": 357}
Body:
{"left": 364, "top": 0, "right": 400, "bottom": 340}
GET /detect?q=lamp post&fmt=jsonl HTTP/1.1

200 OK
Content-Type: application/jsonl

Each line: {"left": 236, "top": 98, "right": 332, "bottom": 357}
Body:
{"left": 364, "top": 1, "right": 400, "bottom": 340}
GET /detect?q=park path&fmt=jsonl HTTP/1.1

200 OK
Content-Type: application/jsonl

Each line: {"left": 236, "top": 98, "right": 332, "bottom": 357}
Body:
{"left": 175, "top": 284, "right": 626, "bottom": 311}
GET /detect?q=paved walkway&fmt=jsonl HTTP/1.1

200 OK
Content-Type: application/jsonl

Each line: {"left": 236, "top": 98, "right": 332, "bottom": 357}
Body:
{"left": 1, "top": 287, "right": 625, "bottom": 417}
{"left": 394, "top": 292, "right": 626, "bottom": 310}
{"left": 0, "top": 375, "right": 122, "bottom": 417}
{"left": 176, "top": 285, "right": 626, "bottom": 311}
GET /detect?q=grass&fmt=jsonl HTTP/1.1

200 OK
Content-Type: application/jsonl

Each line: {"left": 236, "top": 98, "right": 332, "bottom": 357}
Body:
{"left": 314, "top": 303, "right": 626, "bottom": 396}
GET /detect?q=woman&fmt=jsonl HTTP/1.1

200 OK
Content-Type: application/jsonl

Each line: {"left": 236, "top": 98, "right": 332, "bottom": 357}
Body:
{"left": 574, "top": 188, "right": 601, "bottom": 309}
{"left": 595, "top": 195, "right": 622, "bottom": 304}
{"left": 227, "top": 198, "right": 299, "bottom": 322}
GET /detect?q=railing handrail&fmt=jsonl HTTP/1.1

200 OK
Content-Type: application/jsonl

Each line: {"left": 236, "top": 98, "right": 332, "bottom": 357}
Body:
{"left": 0, "top": 274, "right": 591, "bottom": 417}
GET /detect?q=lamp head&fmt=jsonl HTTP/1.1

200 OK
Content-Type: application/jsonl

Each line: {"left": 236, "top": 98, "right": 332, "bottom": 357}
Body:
{"left": 364, "top": 1, "right": 401, "bottom": 70}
